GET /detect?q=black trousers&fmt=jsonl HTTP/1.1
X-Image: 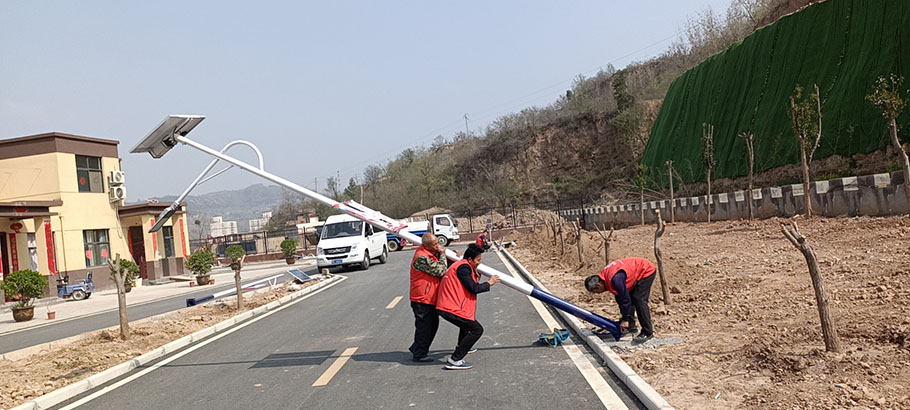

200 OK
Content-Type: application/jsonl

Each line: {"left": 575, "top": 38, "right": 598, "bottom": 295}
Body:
{"left": 409, "top": 302, "right": 439, "bottom": 359}
{"left": 629, "top": 273, "right": 655, "bottom": 336}
{"left": 438, "top": 310, "right": 483, "bottom": 361}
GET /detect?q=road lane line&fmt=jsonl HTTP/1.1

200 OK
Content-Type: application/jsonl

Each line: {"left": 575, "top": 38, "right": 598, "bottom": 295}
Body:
{"left": 385, "top": 296, "right": 403, "bottom": 309}
{"left": 312, "top": 347, "right": 359, "bottom": 387}
{"left": 497, "top": 252, "right": 629, "bottom": 410}
{"left": 57, "top": 275, "right": 348, "bottom": 410}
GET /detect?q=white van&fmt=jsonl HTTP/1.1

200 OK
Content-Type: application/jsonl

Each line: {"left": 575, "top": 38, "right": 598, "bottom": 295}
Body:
{"left": 316, "top": 214, "right": 388, "bottom": 271}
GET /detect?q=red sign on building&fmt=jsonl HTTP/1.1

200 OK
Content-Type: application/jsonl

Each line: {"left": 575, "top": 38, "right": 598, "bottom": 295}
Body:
{"left": 9, "top": 234, "right": 19, "bottom": 272}
{"left": 44, "top": 220, "right": 57, "bottom": 275}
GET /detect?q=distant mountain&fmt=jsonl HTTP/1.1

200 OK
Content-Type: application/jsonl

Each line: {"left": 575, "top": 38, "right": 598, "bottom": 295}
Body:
{"left": 135, "top": 184, "right": 285, "bottom": 234}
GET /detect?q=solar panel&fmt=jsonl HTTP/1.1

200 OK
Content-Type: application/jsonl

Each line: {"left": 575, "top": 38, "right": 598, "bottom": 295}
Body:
{"left": 287, "top": 269, "right": 315, "bottom": 283}
{"left": 131, "top": 115, "right": 205, "bottom": 158}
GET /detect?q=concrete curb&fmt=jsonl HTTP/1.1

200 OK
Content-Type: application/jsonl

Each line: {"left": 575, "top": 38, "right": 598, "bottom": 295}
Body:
{"left": 0, "top": 262, "right": 314, "bottom": 338}
{"left": 9, "top": 274, "right": 346, "bottom": 410}
{"left": 498, "top": 248, "right": 674, "bottom": 410}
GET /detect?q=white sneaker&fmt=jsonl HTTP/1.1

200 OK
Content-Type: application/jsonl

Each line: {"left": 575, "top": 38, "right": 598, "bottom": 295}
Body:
{"left": 445, "top": 358, "right": 473, "bottom": 370}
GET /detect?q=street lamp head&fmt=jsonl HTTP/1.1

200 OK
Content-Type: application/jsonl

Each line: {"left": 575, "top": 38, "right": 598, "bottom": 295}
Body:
{"left": 131, "top": 115, "right": 205, "bottom": 158}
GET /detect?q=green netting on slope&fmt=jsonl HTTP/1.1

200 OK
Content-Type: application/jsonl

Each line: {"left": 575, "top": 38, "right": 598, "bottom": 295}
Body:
{"left": 641, "top": 0, "right": 910, "bottom": 186}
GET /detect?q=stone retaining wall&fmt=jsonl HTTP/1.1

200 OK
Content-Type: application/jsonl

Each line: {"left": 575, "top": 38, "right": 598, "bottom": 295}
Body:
{"left": 559, "top": 171, "right": 908, "bottom": 227}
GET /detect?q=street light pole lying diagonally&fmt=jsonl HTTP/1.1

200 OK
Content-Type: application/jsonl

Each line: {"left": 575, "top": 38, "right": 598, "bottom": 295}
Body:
{"left": 131, "top": 115, "right": 621, "bottom": 340}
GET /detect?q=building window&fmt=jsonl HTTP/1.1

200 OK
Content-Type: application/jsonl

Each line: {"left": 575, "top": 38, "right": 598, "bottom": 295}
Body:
{"left": 76, "top": 155, "right": 104, "bottom": 193}
{"left": 27, "top": 233, "right": 38, "bottom": 271}
{"left": 162, "top": 226, "right": 175, "bottom": 258}
{"left": 83, "top": 229, "right": 110, "bottom": 267}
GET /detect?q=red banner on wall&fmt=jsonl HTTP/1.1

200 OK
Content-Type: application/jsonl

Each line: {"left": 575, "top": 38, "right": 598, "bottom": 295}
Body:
{"left": 150, "top": 218, "right": 158, "bottom": 254}
{"left": 44, "top": 220, "right": 57, "bottom": 275}
{"left": 9, "top": 233, "right": 19, "bottom": 272}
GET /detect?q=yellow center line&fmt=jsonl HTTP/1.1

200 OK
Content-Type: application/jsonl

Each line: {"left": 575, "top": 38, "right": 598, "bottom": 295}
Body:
{"left": 385, "top": 295, "right": 403, "bottom": 309}
{"left": 312, "top": 347, "right": 359, "bottom": 387}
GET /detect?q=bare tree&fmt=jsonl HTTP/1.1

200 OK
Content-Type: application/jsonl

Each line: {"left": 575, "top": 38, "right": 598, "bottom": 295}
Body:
{"left": 780, "top": 221, "right": 841, "bottom": 352}
{"left": 666, "top": 160, "right": 676, "bottom": 223}
{"left": 702, "top": 123, "right": 716, "bottom": 222}
{"left": 558, "top": 218, "right": 565, "bottom": 255}
{"left": 573, "top": 219, "right": 583, "bottom": 265}
{"left": 739, "top": 132, "right": 756, "bottom": 220}
{"left": 225, "top": 244, "right": 247, "bottom": 309}
{"left": 633, "top": 162, "right": 648, "bottom": 225}
{"left": 654, "top": 210, "right": 672, "bottom": 305}
{"left": 789, "top": 84, "right": 823, "bottom": 216}
{"left": 867, "top": 74, "right": 910, "bottom": 214}
{"left": 594, "top": 224, "right": 614, "bottom": 266}
{"left": 107, "top": 254, "right": 130, "bottom": 340}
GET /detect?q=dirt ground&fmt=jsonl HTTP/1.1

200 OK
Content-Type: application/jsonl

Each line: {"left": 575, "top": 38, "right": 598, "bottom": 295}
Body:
{"left": 0, "top": 280, "right": 317, "bottom": 409}
{"left": 506, "top": 216, "right": 910, "bottom": 409}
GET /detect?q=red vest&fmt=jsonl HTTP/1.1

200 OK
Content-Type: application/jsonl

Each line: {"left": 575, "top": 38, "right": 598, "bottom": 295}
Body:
{"left": 435, "top": 259, "right": 479, "bottom": 321}
{"left": 598, "top": 258, "right": 656, "bottom": 295}
{"left": 409, "top": 246, "right": 442, "bottom": 305}
{"left": 476, "top": 233, "right": 487, "bottom": 246}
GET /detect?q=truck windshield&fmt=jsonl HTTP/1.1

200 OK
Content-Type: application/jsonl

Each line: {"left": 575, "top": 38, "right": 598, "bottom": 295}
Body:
{"left": 321, "top": 221, "right": 363, "bottom": 239}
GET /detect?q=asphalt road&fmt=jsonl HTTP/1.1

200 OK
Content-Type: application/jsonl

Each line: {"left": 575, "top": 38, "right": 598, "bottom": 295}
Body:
{"left": 0, "top": 266, "right": 295, "bottom": 355}
{"left": 51, "top": 248, "right": 643, "bottom": 410}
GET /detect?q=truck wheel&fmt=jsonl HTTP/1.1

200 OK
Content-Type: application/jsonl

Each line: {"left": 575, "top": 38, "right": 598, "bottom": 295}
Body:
{"left": 72, "top": 290, "right": 86, "bottom": 301}
{"left": 437, "top": 236, "right": 449, "bottom": 247}
{"left": 360, "top": 252, "right": 370, "bottom": 270}
{"left": 379, "top": 247, "right": 388, "bottom": 264}
{"left": 388, "top": 240, "right": 400, "bottom": 252}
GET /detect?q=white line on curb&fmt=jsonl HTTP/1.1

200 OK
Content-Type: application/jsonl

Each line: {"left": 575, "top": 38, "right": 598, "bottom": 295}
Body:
{"left": 11, "top": 275, "right": 347, "bottom": 410}
{"left": 499, "top": 248, "right": 675, "bottom": 410}
{"left": 497, "top": 251, "right": 629, "bottom": 410}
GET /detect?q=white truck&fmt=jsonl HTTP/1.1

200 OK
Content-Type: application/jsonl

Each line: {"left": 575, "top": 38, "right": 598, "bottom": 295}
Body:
{"left": 386, "top": 214, "right": 460, "bottom": 251}
{"left": 316, "top": 214, "right": 388, "bottom": 271}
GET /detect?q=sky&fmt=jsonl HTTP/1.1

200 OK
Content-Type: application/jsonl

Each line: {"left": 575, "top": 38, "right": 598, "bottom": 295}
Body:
{"left": 1, "top": 0, "right": 732, "bottom": 200}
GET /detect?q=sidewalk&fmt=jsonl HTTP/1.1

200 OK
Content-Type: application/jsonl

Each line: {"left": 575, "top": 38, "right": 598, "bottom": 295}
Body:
{"left": 0, "top": 258, "right": 314, "bottom": 335}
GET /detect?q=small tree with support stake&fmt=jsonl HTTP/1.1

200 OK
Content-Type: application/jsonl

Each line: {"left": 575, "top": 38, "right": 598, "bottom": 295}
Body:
{"left": 226, "top": 244, "right": 246, "bottom": 310}
{"left": 593, "top": 224, "right": 614, "bottom": 266}
{"left": 789, "top": 84, "right": 823, "bottom": 217}
{"left": 107, "top": 254, "right": 130, "bottom": 340}
{"left": 739, "top": 132, "right": 756, "bottom": 221}
{"left": 702, "top": 123, "right": 716, "bottom": 223}
{"left": 867, "top": 74, "right": 910, "bottom": 214}
{"left": 653, "top": 210, "right": 671, "bottom": 305}
{"left": 781, "top": 221, "right": 841, "bottom": 352}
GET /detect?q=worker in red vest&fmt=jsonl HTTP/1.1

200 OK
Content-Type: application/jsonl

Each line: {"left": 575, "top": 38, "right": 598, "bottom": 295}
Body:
{"left": 476, "top": 229, "right": 490, "bottom": 250}
{"left": 584, "top": 257, "right": 656, "bottom": 345}
{"left": 436, "top": 243, "right": 500, "bottom": 370}
{"left": 408, "top": 233, "right": 452, "bottom": 362}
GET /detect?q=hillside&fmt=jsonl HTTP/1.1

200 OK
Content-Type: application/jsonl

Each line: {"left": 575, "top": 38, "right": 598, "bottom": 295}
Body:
{"left": 338, "top": 0, "right": 841, "bottom": 219}
{"left": 642, "top": 0, "right": 910, "bottom": 186}
{"left": 149, "top": 183, "right": 285, "bottom": 235}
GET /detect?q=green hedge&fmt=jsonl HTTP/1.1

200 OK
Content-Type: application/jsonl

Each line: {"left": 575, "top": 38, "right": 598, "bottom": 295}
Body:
{"left": 642, "top": 0, "right": 910, "bottom": 186}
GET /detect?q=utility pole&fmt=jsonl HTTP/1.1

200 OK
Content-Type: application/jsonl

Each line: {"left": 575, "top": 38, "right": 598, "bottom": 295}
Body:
{"left": 464, "top": 113, "right": 470, "bottom": 135}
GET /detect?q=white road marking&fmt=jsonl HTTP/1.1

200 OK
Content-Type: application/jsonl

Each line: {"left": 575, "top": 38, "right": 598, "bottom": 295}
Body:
{"left": 312, "top": 347, "right": 358, "bottom": 387}
{"left": 58, "top": 276, "right": 348, "bottom": 409}
{"left": 497, "top": 252, "right": 629, "bottom": 410}
{"left": 385, "top": 296, "right": 403, "bottom": 309}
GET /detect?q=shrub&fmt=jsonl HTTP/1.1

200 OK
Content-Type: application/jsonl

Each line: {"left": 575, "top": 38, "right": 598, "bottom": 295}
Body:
{"left": 109, "top": 259, "right": 140, "bottom": 284}
{"left": 280, "top": 238, "right": 298, "bottom": 257}
{"left": 225, "top": 244, "right": 246, "bottom": 262}
{"left": 0, "top": 270, "right": 48, "bottom": 308}
{"left": 186, "top": 250, "right": 216, "bottom": 277}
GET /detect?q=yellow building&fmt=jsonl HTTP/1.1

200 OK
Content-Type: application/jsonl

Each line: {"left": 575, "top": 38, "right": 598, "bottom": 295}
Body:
{"left": 0, "top": 132, "right": 191, "bottom": 298}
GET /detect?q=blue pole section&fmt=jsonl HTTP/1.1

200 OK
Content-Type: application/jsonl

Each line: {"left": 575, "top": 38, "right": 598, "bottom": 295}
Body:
{"left": 186, "top": 295, "right": 214, "bottom": 307}
{"left": 529, "top": 288, "right": 622, "bottom": 341}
